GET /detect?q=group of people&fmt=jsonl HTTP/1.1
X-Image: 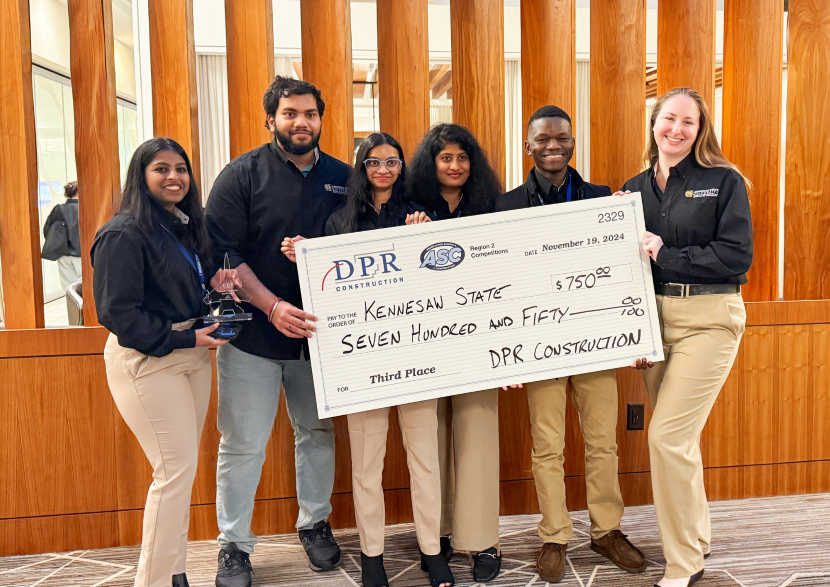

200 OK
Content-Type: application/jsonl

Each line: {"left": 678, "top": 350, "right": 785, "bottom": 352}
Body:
{"left": 92, "top": 75, "right": 752, "bottom": 587}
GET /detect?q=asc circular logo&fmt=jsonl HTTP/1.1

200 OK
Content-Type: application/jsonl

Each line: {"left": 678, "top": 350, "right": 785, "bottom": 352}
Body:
{"left": 419, "top": 242, "right": 465, "bottom": 271}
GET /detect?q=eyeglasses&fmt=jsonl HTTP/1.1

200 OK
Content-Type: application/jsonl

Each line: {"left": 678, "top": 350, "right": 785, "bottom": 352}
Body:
{"left": 363, "top": 158, "right": 402, "bottom": 170}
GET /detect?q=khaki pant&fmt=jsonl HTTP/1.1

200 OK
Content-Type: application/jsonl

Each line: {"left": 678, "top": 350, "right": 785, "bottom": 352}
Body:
{"left": 348, "top": 400, "right": 441, "bottom": 556}
{"left": 437, "top": 388, "right": 500, "bottom": 552}
{"left": 643, "top": 293, "right": 745, "bottom": 578}
{"left": 526, "top": 370, "right": 624, "bottom": 544}
{"left": 104, "top": 334, "right": 212, "bottom": 587}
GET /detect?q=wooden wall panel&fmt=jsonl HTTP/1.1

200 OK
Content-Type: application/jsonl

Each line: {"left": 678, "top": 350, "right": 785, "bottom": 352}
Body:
{"left": 589, "top": 0, "right": 645, "bottom": 191}
{"left": 377, "top": 0, "right": 430, "bottom": 160}
{"left": 784, "top": 0, "right": 830, "bottom": 300}
{"left": 742, "top": 327, "right": 776, "bottom": 465}
{"left": 0, "top": 0, "right": 44, "bottom": 329}
{"left": 67, "top": 0, "right": 121, "bottom": 326}
{"left": 225, "top": 0, "right": 275, "bottom": 159}
{"left": 811, "top": 325, "right": 830, "bottom": 461}
{"left": 657, "top": 0, "right": 716, "bottom": 109}
{"left": 0, "top": 327, "right": 108, "bottom": 359}
{"left": 0, "top": 356, "right": 117, "bottom": 519}
{"left": 148, "top": 0, "right": 201, "bottom": 191}
{"left": 300, "top": 0, "right": 354, "bottom": 164}
{"left": 721, "top": 0, "right": 783, "bottom": 302}
{"left": 520, "top": 0, "right": 575, "bottom": 175}
{"left": 778, "top": 326, "right": 811, "bottom": 463}
{"left": 451, "top": 0, "right": 505, "bottom": 186}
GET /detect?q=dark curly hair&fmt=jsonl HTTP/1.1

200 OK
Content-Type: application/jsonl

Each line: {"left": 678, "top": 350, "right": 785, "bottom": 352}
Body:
{"left": 262, "top": 75, "right": 325, "bottom": 128}
{"left": 341, "top": 132, "right": 408, "bottom": 234}
{"left": 406, "top": 124, "right": 501, "bottom": 216}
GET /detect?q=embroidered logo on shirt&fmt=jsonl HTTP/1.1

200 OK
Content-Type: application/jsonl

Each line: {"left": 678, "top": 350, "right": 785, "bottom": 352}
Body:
{"left": 686, "top": 189, "right": 719, "bottom": 198}
{"left": 325, "top": 184, "right": 347, "bottom": 194}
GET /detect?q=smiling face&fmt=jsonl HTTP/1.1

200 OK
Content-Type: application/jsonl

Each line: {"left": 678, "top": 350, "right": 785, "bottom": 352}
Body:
{"left": 144, "top": 150, "right": 190, "bottom": 211}
{"left": 525, "top": 117, "right": 574, "bottom": 175}
{"left": 267, "top": 93, "right": 323, "bottom": 155}
{"left": 364, "top": 143, "right": 402, "bottom": 191}
{"left": 434, "top": 142, "right": 471, "bottom": 189}
{"left": 652, "top": 94, "right": 701, "bottom": 161}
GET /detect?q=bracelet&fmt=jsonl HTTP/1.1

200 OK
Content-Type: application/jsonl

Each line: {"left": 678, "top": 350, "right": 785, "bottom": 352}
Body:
{"left": 268, "top": 298, "right": 282, "bottom": 324}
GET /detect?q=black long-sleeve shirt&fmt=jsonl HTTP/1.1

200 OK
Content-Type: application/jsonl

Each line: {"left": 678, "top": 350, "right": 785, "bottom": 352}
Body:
{"left": 91, "top": 206, "right": 206, "bottom": 357}
{"left": 324, "top": 192, "right": 429, "bottom": 235}
{"left": 622, "top": 153, "right": 753, "bottom": 285}
{"left": 206, "top": 138, "right": 350, "bottom": 360}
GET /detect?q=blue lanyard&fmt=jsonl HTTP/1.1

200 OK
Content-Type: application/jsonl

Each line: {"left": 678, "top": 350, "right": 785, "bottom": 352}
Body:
{"left": 160, "top": 225, "right": 207, "bottom": 298}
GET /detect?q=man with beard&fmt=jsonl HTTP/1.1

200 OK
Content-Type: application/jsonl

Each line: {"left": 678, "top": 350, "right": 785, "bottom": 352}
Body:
{"left": 206, "top": 76, "right": 350, "bottom": 587}
{"left": 496, "top": 106, "right": 647, "bottom": 584}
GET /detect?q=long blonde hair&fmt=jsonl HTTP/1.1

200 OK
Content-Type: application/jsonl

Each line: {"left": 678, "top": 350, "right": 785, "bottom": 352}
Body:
{"left": 644, "top": 88, "right": 749, "bottom": 185}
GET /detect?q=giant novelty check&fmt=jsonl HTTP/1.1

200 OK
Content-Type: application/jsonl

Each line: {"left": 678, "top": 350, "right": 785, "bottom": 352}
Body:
{"left": 296, "top": 193, "right": 663, "bottom": 418}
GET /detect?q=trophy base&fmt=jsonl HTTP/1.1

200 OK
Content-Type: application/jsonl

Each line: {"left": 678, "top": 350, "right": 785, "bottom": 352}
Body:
{"left": 204, "top": 313, "right": 253, "bottom": 324}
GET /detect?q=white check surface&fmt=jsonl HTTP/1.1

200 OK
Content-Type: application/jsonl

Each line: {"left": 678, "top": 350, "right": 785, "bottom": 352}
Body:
{"left": 297, "top": 193, "right": 663, "bottom": 418}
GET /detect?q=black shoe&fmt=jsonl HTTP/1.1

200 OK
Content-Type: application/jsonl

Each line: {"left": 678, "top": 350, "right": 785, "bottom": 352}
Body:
{"left": 216, "top": 543, "right": 252, "bottom": 587}
{"left": 299, "top": 520, "right": 342, "bottom": 572}
{"left": 420, "top": 550, "right": 455, "bottom": 587}
{"left": 473, "top": 546, "right": 502, "bottom": 582}
{"left": 172, "top": 573, "right": 189, "bottom": 587}
{"left": 440, "top": 535, "right": 454, "bottom": 561}
{"left": 361, "top": 552, "right": 389, "bottom": 587}
{"left": 653, "top": 569, "right": 704, "bottom": 587}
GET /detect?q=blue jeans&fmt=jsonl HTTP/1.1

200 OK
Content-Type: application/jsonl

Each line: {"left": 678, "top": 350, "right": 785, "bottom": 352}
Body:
{"left": 215, "top": 343, "right": 335, "bottom": 553}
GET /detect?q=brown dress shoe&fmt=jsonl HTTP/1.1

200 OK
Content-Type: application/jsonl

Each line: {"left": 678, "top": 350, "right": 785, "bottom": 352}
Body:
{"left": 590, "top": 529, "right": 647, "bottom": 573}
{"left": 537, "top": 542, "right": 567, "bottom": 583}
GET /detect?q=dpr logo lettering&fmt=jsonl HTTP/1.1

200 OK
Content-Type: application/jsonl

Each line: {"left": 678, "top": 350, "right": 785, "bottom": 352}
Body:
{"left": 419, "top": 242, "right": 465, "bottom": 271}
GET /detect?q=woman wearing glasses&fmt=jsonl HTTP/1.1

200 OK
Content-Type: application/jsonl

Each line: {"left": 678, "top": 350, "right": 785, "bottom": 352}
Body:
{"left": 282, "top": 132, "right": 452, "bottom": 587}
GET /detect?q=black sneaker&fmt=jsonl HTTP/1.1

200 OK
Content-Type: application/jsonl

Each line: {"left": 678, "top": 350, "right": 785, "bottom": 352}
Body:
{"left": 216, "top": 543, "right": 253, "bottom": 587}
{"left": 299, "top": 520, "right": 342, "bottom": 572}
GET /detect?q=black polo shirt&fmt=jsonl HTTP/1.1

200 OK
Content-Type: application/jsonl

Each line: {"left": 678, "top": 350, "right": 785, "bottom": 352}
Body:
{"left": 206, "top": 138, "right": 350, "bottom": 360}
{"left": 622, "top": 153, "right": 753, "bottom": 285}
{"left": 324, "top": 192, "right": 429, "bottom": 235}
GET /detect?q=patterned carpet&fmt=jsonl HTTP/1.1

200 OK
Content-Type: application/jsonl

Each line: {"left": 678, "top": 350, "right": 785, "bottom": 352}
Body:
{"left": 1, "top": 494, "right": 829, "bottom": 586}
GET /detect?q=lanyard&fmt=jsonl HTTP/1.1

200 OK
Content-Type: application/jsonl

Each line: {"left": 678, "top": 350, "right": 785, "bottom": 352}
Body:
{"left": 160, "top": 225, "right": 207, "bottom": 298}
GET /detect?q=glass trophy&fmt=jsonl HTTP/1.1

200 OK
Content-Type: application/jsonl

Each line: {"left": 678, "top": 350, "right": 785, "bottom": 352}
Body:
{"left": 204, "top": 254, "right": 253, "bottom": 340}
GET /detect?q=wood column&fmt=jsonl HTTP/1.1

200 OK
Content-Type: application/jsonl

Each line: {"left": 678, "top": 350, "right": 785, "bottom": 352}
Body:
{"left": 225, "top": 0, "right": 275, "bottom": 159}
{"left": 589, "top": 0, "right": 645, "bottom": 191}
{"left": 657, "top": 0, "right": 716, "bottom": 109}
{"left": 148, "top": 0, "right": 201, "bottom": 191}
{"left": 721, "top": 0, "right": 783, "bottom": 302}
{"left": 67, "top": 0, "right": 122, "bottom": 326}
{"left": 785, "top": 0, "right": 830, "bottom": 299}
{"left": 0, "top": 0, "right": 44, "bottom": 328}
{"left": 521, "top": 0, "right": 575, "bottom": 175}
{"left": 377, "top": 0, "right": 429, "bottom": 160}
{"left": 300, "top": 0, "right": 354, "bottom": 164}
{"left": 451, "top": 0, "right": 505, "bottom": 186}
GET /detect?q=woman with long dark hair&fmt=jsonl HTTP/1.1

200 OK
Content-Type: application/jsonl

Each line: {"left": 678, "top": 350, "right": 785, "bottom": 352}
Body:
{"left": 405, "top": 124, "right": 504, "bottom": 582}
{"left": 92, "top": 138, "right": 240, "bottom": 587}
{"left": 406, "top": 123, "right": 502, "bottom": 219}
{"left": 619, "top": 88, "right": 752, "bottom": 587}
{"left": 282, "top": 133, "right": 452, "bottom": 587}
